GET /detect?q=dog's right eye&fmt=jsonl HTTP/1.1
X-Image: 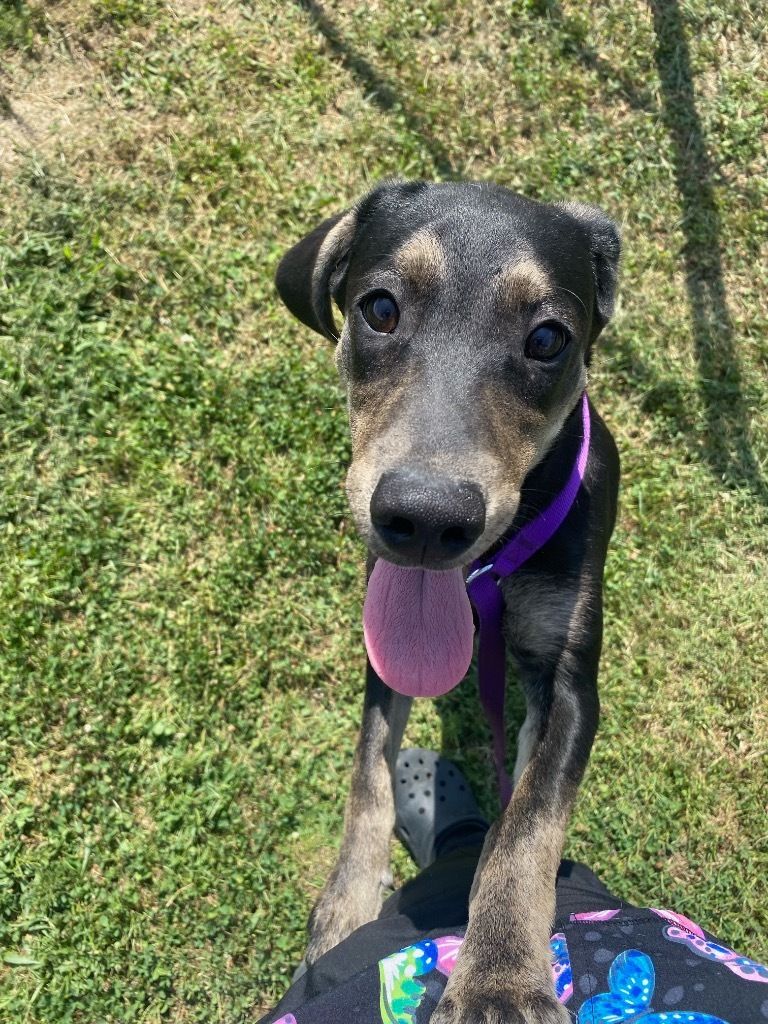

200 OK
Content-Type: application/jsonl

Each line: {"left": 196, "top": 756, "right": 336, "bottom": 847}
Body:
{"left": 361, "top": 292, "right": 399, "bottom": 334}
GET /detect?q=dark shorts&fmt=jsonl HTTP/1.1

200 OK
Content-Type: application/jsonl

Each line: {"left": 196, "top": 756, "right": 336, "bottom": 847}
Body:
{"left": 262, "top": 849, "right": 768, "bottom": 1024}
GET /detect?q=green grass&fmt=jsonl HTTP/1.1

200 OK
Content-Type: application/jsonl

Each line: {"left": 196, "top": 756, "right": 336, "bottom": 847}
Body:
{"left": 1, "top": 0, "right": 767, "bottom": 1020}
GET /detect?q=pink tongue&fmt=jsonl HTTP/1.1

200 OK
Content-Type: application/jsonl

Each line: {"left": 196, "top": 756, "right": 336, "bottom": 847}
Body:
{"left": 363, "top": 560, "right": 475, "bottom": 698}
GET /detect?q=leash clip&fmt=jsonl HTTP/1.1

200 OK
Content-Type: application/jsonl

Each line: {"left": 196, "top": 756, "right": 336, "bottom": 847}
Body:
{"left": 465, "top": 563, "right": 495, "bottom": 585}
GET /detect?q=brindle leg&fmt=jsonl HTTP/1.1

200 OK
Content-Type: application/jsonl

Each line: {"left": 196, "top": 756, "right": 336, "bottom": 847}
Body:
{"left": 305, "top": 660, "right": 412, "bottom": 965}
{"left": 432, "top": 583, "right": 602, "bottom": 1024}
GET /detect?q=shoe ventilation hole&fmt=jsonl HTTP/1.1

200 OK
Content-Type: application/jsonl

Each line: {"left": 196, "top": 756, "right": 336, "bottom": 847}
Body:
{"left": 448, "top": 769, "right": 454, "bottom": 777}
{"left": 414, "top": 774, "right": 419, "bottom": 780}
{"left": 404, "top": 761, "right": 409, "bottom": 768}
{"left": 418, "top": 807, "right": 425, "bottom": 814}
{"left": 425, "top": 789, "right": 431, "bottom": 797}
{"left": 439, "top": 780, "right": 446, "bottom": 787}
{"left": 401, "top": 778, "right": 406, "bottom": 784}
{"left": 409, "top": 792, "right": 415, "bottom": 799}
{"left": 426, "top": 772, "right": 432, "bottom": 779}
{"left": 460, "top": 784, "right": 465, "bottom": 791}
{"left": 418, "top": 757, "right": 423, "bottom": 764}
{"left": 439, "top": 795, "right": 446, "bottom": 802}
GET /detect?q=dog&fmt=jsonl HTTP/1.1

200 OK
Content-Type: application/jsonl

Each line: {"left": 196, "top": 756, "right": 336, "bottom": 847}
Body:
{"left": 275, "top": 179, "right": 620, "bottom": 1024}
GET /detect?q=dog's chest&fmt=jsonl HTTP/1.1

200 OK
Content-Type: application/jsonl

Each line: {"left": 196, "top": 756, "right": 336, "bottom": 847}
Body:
{"left": 499, "top": 575, "right": 587, "bottom": 662}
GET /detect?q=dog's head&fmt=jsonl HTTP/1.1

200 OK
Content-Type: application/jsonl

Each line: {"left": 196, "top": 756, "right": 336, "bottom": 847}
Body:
{"left": 276, "top": 180, "right": 620, "bottom": 571}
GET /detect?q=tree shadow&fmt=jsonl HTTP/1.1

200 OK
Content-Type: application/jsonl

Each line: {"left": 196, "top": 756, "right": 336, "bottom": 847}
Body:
{"left": 533, "top": 0, "right": 766, "bottom": 502}
{"left": 292, "top": 0, "right": 458, "bottom": 178}
{"left": 646, "top": 0, "right": 767, "bottom": 503}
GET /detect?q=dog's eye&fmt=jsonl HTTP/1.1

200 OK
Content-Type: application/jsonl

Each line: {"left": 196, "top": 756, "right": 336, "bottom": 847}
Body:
{"left": 361, "top": 292, "right": 399, "bottom": 334}
{"left": 525, "top": 324, "right": 568, "bottom": 361}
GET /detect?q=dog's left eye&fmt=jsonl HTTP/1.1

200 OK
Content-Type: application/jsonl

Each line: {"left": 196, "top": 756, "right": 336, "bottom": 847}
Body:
{"left": 525, "top": 324, "right": 568, "bottom": 361}
{"left": 361, "top": 292, "right": 399, "bottom": 334}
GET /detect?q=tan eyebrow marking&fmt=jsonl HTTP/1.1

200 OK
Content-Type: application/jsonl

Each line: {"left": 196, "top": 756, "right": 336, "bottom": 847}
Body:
{"left": 494, "top": 259, "right": 551, "bottom": 308}
{"left": 393, "top": 229, "right": 447, "bottom": 290}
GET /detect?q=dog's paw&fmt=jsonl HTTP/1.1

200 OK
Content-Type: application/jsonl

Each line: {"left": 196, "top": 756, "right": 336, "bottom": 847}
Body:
{"left": 304, "top": 870, "right": 390, "bottom": 965}
{"left": 430, "top": 989, "right": 569, "bottom": 1024}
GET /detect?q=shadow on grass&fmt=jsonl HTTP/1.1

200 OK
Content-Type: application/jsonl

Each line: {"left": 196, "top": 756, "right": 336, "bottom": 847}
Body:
{"left": 647, "top": 0, "right": 767, "bottom": 504}
{"left": 534, "top": 0, "right": 657, "bottom": 112}
{"left": 292, "top": 0, "right": 458, "bottom": 177}
{"left": 536, "top": 0, "right": 766, "bottom": 502}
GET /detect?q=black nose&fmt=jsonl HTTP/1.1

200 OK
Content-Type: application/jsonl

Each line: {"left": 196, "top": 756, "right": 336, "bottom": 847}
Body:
{"left": 370, "top": 471, "right": 486, "bottom": 562}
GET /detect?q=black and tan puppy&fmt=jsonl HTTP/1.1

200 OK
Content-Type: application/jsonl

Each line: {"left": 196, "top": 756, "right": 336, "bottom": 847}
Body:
{"left": 275, "top": 180, "right": 620, "bottom": 1024}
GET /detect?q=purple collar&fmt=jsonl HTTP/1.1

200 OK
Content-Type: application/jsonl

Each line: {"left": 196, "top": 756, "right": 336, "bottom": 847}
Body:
{"left": 466, "top": 392, "right": 592, "bottom": 807}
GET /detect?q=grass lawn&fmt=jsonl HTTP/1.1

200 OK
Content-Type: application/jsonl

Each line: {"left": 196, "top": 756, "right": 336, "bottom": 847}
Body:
{"left": 1, "top": 0, "right": 766, "bottom": 1020}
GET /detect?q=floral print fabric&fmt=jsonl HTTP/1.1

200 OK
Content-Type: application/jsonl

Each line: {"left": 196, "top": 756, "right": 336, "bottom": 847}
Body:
{"left": 375, "top": 908, "right": 767, "bottom": 1024}
{"left": 264, "top": 905, "right": 767, "bottom": 1024}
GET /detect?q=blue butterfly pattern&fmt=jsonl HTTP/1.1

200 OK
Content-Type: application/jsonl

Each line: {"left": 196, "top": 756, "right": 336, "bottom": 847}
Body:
{"left": 577, "top": 948, "right": 731, "bottom": 1024}
{"left": 551, "top": 932, "right": 573, "bottom": 1003}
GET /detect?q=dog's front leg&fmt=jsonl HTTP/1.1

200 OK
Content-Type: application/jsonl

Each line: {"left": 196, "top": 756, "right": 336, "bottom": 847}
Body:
{"left": 305, "top": 660, "right": 411, "bottom": 965}
{"left": 432, "top": 616, "right": 601, "bottom": 1023}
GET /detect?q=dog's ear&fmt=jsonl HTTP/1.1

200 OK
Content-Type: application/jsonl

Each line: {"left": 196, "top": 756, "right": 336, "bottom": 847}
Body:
{"left": 557, "top": 202, "right": 621, "bottom": 333}
{"left": 275, "top": 208, "right": 359, "bottom": 341}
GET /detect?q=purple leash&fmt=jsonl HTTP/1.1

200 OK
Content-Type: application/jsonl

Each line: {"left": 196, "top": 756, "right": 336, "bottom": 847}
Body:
{"left": 466, "top": 392, "right": 592, "bottom": 808}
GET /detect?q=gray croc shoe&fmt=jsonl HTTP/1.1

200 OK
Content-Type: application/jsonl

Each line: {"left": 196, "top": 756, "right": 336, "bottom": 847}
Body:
{"left": 394, "top": 748, "right": 489, "bottom": 868}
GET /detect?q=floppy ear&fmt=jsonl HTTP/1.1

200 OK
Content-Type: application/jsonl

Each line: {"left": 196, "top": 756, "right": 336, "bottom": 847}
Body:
{"left": 557, "top": 202, "right": 621, "bottom": 334}
{"left": 275, "top": 207, "right": 359, "bottom": 340}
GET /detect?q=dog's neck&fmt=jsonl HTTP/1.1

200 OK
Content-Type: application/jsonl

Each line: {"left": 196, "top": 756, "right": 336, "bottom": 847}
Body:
{"left": 484, "top": 396, "right": 588, "bottom": 562}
